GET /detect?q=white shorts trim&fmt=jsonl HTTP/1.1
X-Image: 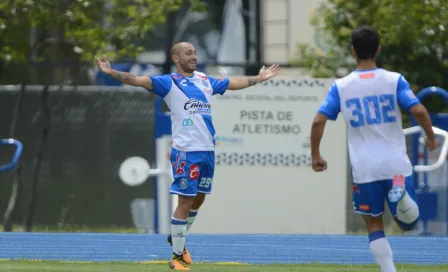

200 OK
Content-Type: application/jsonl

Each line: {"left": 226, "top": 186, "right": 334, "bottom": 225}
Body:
{"left": 169, "top": 190, "right": 196, "bottom": 197}
{"left": 354, "top": 210, "right": 384, "bottom": 217}
{"left": 196, "top": 190, "right": 211, "bottom": 194}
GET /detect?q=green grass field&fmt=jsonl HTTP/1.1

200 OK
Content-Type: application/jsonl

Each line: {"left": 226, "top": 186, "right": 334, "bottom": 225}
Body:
{"left": 0, "top": 261, "right": 447, "bottom": 272}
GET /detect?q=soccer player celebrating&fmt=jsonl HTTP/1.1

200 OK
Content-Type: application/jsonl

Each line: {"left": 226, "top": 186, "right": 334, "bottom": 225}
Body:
{"left": 96, "top": 42, "right": 280, "bottom": 270}
{"left": 310, "top": 26, "right": 437, "bottom": 272}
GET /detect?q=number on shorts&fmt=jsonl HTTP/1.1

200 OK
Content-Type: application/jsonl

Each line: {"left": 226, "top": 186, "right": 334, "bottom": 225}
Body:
{"left": 199, "top": 178, "right": 212, "bottom": 188}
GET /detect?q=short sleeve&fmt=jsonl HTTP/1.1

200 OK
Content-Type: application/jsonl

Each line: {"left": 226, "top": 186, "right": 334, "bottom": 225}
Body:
{"left": 396, "top": 75, "right": 420, "bottom": 111}
{"left": 149, "top": 74, "right": 172, "bottom": 97}
{"left": 317, "top": 83, "right": 341, "bottom": 121}
{"left": 208, "top": 76, "right": 230, "bottom": 96}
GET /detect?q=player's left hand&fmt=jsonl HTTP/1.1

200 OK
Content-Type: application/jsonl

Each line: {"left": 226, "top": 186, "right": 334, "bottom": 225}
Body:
{"left": 312, "top": 156, "right": 327, "bottom": 172}
{"left": 425, "top": 135, "right": 438, "bottom": 151}
{"left": 95, "top": 55, "right": 113, "bottom": 75}
{"left": 258, "top": 64, "right": 281, "bottom": 81}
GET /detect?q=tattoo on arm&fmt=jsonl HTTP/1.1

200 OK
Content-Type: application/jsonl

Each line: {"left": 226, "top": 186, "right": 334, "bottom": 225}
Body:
{"left": 111, "top": 70, "right": 137, "bottom": 86}
{"left": 248, "top": 77, "right": 259, "bottom": 86}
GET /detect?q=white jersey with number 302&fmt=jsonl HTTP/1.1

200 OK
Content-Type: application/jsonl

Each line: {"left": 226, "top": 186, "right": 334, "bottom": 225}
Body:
{"left": 318, "top": 68, "right": 421, "bottom": 184}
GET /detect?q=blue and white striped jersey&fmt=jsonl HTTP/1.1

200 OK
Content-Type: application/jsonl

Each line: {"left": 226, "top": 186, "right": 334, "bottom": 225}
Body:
{"left": 150, "top": 71, "right": 230, "bottom": 152}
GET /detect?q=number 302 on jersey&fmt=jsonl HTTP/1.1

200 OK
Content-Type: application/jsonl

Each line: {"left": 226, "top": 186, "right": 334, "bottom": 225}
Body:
{"left": 345, "top": 94, "right": 396, "bottom": 128}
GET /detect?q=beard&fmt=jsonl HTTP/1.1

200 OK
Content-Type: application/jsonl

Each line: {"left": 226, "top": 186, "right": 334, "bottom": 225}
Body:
{"left": 180, "top": 61, "right": 196, "bottom": 73}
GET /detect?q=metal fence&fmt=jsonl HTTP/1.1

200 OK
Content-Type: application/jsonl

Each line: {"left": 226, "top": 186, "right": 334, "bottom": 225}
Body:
{"left": 0, "top": 86, "right": 157, "bottom": 231}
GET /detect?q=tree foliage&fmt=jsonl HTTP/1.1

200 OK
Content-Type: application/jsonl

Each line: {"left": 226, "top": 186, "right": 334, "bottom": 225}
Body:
{"left": 292, "top": 0, "right": 448, "bottom": 96}
{"left": 0, "top": 0, "right": 205, "bottom": 65}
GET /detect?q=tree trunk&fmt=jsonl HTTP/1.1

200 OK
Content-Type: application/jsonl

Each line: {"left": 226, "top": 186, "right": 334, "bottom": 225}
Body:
{"left": 25, "top": 84, "right": 51, "bottom": 232}
{"left": 3, "top": 80, "right": 27, "bottom": 232}
{"left": 3, "top": 164, "right": 23, "bottom": 232}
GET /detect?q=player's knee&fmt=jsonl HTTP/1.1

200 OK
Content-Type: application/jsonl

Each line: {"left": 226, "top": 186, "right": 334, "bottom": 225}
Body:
{"left": 177, "top": 195, "right": 195, "bottom": 210}
{"left": 191, "top": 193, "right": 206, "bottom": 210}
{"left": 196, "top": 193, "right": 206, "bottom": 202}
{"left": 363, "top": 215, "right": 384, "bottom": 234}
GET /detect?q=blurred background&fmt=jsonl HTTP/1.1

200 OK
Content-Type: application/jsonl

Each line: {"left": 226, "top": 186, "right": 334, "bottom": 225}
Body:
{"left": 0, "top": 0, "right": 447, "bottom": 236}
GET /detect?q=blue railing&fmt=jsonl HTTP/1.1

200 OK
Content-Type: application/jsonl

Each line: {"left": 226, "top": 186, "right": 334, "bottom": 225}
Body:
{"left": 411, "top": 87, "right": 448, "bottom": 236}
{"left": 0, "top": 139, "right": 23, "bottom": 172}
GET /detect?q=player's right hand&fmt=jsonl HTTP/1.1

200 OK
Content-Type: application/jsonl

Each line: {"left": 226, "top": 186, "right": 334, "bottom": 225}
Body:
{"left": 95, "top": 55, "right": 113, "bottom": 75}
{"left": 312, "top": 156, "right": 327, "bottom": 172}
{"left": 425, "top": 136, "right": 437, "bottom": 151}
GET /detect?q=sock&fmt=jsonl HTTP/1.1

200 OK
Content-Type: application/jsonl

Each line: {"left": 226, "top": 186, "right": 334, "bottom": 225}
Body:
{"left": 187, "top": 209, "right": 198, "bottom": 233}
{"left": 369, "top": 231, "right": 396, "bottom": 272}
{"left": 396, "top": 192, "right": 419, "bottom": 224}
{"left": 171, "top": 217, "right": 188, "bottom": 256}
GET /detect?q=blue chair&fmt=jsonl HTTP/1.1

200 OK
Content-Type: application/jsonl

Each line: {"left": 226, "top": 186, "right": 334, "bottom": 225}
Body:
{"left": 0, "top": 139, "right": 23, "bottom": 172}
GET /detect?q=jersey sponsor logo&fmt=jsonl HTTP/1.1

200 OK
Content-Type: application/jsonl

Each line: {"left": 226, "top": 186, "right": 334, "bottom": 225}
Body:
{"left": 184, "top": 98, "right": 211, "bottom": 115}
{"left": 182, "top": 117, "right": 195, "bottom": 130}
{"left": 189, "top": 164, "right": 199, "bottom": 180}
{"left": 173, "top": 154, "right": 186, "bottom": 175}
{"left": 202, "top": 88, "right": 212, "bottom": 94}
{"left": 184, "top": 99, "right": 211, "bottom": 110}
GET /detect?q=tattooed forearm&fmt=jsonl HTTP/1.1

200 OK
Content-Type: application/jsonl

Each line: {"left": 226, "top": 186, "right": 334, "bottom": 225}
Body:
{"left": 248, "top": 77, "right": 260, "bottom": 86}
{"left": 111, "top": 70, "right": 137, "bottom": 85}
{"left": 228, "top": 76, "right": 262, "bottom": 90}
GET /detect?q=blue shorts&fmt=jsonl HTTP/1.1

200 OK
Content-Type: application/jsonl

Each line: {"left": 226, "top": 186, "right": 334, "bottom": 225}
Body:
{"left": 352, "top": 176, "right": 417, "bottom": 217}
{"left": 169, "top": 148, "right": 215, "bottom": 197}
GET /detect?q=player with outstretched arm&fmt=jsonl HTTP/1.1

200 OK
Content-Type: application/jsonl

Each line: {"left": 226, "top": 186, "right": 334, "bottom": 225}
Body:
{"left": 310, "top": 26, "right": 437, "bottom": 272}
{"left": 96, "top": 42, "right": 280, "bottom": 270}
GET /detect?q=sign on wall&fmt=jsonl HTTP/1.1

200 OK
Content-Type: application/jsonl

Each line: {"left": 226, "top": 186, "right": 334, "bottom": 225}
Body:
{"left": 213, "top": 82, "right": 320, "bottom": 167}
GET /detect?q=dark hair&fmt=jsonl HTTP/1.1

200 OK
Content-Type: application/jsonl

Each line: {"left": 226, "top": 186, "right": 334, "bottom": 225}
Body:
{"left": 351, "top": 26, "right": 380, "bottom": 60}
{"left": 170, "top": 42, "right": 183, "bottom": 56}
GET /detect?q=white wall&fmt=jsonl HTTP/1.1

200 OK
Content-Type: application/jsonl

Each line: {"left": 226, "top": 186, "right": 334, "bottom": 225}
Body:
{"left": 262, "top": 0, "right": 326, "bottom": 64}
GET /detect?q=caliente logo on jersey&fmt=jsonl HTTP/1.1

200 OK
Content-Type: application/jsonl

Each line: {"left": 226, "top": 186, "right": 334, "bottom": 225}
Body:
{"left": 184, "top": 98, "right": 211, "bottom": 115}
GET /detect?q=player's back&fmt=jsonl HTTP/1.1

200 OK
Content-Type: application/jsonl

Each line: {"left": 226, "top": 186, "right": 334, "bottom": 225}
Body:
{"left": 336, "top": 68, "right": 418, "bottom": 184}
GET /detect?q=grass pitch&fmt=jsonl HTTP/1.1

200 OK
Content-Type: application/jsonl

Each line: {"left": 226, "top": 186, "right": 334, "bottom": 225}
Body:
{"left": 0, "top": 260, "right": 447, "bottom": 272}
